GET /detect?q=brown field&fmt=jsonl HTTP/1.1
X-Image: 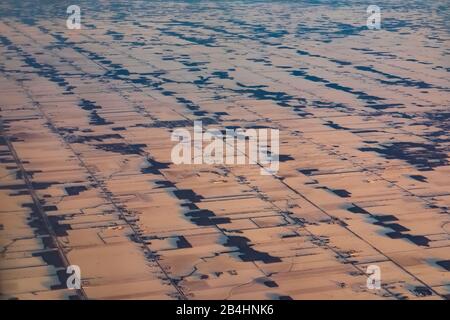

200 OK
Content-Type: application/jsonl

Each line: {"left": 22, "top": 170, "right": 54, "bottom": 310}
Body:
{"left": 0, "top": 1, "right": 449, "bottom": 300}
